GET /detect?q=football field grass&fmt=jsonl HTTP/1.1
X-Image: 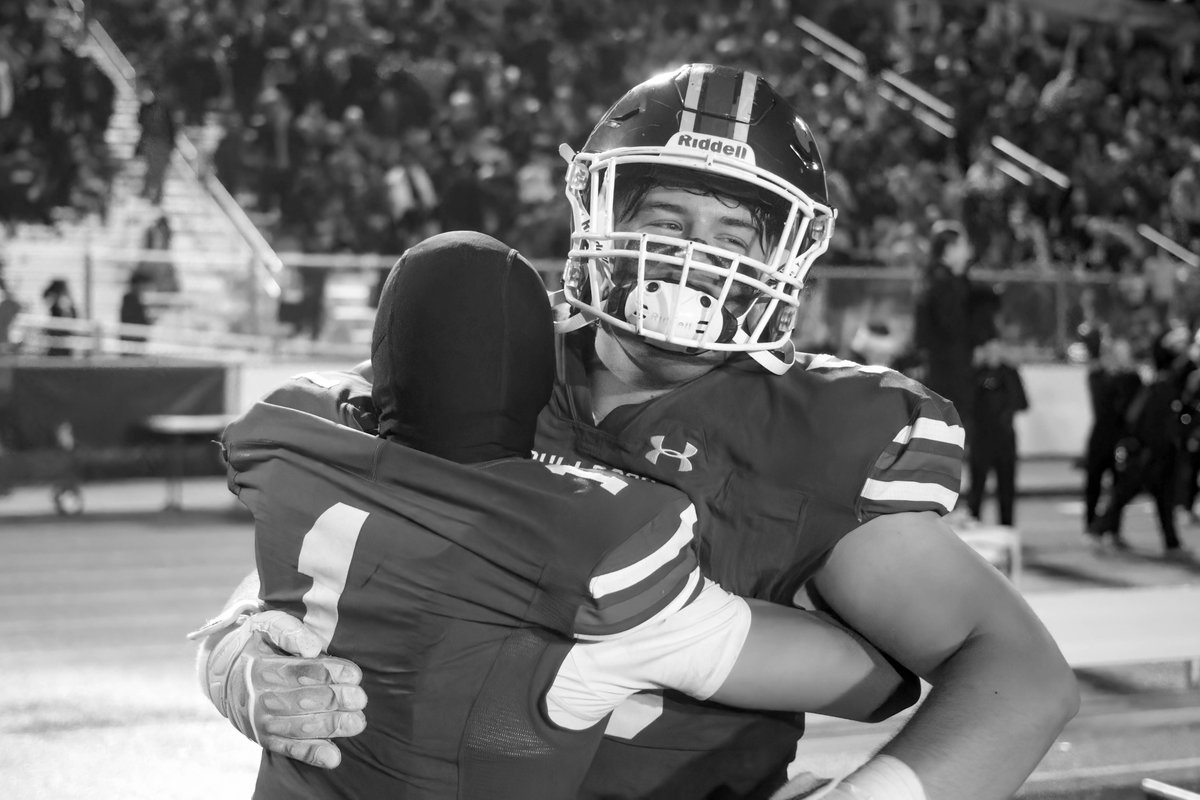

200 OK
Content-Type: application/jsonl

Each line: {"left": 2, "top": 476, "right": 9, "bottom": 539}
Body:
{"left": 1, "top": 500, "right": 262, "bottom": 799}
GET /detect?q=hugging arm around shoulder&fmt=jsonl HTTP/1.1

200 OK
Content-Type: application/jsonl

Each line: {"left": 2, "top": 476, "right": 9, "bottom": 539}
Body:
{"left": 545, "top": 576, "right": 918, "bottom": 732}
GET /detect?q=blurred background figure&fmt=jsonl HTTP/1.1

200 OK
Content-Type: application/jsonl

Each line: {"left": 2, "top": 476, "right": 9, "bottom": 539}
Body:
{"left": 848, "top": 319, "right": 902, "bottom": 368}
{"left": 41, "top": 278, "right": 77, "bottom": 357}
{"left": 135, "top": 84, "right": 178, "bottom": 207}
{"left": 1083, "top": 335, "right": 1144, "bottom": 535}
{"left": 1178, "top": 327, "right": 1200, "bottom": 526}
{"left": 913, "top": 220, "right": 998, "bottom": 450}
{"left": 119, "top": 270, "right": 153, "bottom": 348}
{"left": 0, "top": 276, "right": 20, "bottom": 354}
{"left": 966, "top": 336, "right": 1030, "bottom": 527}
{"left": 1090, "top": 328, "right": 1195, "bottom": 560}
{"left": 136, "top": 214, "right": 179, "bottom": 293}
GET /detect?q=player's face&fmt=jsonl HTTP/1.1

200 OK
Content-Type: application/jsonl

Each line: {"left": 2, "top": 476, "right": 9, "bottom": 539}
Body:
{"left": 614, "top": 186, "right": 769, "bottom": 313}
{"left": 593, "top": 186, "right": 772, "bottom": 387}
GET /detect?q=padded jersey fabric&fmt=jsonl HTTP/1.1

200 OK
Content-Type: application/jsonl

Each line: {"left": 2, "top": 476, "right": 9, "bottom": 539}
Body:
{"left": 538, "top": 336, "right": 964, "bottom": 799}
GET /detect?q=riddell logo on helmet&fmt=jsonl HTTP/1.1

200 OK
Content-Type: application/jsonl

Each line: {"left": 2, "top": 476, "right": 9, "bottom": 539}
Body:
{"left": 666, "top": 133, "right": 756, "bottom": 165}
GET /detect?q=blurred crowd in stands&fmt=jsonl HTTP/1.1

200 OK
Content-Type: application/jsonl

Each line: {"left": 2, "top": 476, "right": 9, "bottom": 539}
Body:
{"left": 75, "top": 0, "right": 1198, "bottom": 275}
{"left": 4, "top": 0, "right": 1200, "bottom": 361}
{"left": 0, "top": 1, "right": 115, "bottom": 224}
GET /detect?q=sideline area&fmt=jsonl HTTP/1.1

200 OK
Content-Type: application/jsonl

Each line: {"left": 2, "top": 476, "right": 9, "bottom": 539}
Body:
{"left": 2, "top": 475, "right": 1198, "bottom": 799}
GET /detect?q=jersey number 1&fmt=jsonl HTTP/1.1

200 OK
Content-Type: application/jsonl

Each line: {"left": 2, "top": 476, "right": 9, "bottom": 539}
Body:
{"left": 297, "top": 503, "right": 370, "bottom": 650}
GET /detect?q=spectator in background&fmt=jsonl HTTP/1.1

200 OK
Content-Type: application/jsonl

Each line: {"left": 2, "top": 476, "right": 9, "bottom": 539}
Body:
{"left": 1168, "top": 145, "right": 1200, "bottom": 243}
{"left": 384, "top": 134, "right": 439, "bottom": 242}
{"left": 966, "top": 336, "right": 1029, "bottom": 527}
{"left": 119, "top": 271, "right": 153, "bottom": 348}
{"left": 1178, "top": 327, "right": 1200, "bottom": 525}
{"left": 960, "top": 145, "right": 1009, "bottom": 268}
{"left": 1090, "top": 329, "right": 1194, "bottom": 560}
{"left": 1083, "top": 335, "right": 1144, "bottom": 536}
{"left": 136, "top": 84, "right": 178, "bottom": 206}
{"left": 0, "top": 275, "right": 20, "bottom": 354}
{"left": 913, "top": 221, "right": 995, "bottom": 448}
{"left": 251, "top": 85, "right": 293, "bottom": 215}
{"left": 136, "top": 214, "right": 179, "bottom": 293}
{"left": 41, "top": 278, "right": 77, "bottom": 357}
{"left": 211, "top": 113, "right": 249, "bottom": 198}
{"left": 849, "top": 320, "right": 901, "bottom": 368}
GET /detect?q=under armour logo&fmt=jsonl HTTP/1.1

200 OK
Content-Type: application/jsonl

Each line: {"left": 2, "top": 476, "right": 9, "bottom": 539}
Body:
{"left": 645, "top": 435, "right": 698, "bottom": 472}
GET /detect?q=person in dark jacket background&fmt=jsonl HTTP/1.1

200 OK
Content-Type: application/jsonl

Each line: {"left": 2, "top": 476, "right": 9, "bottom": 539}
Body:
{"left": 966, "top": 337, "right": 1029, "bottom": 527}
{"left": 1082, "top": 335, "right": 1144, "bottom": 535}
{"left": 1090, "top": 328, "right": 1195, "bottom": 560}
{"left": 913, "top": 221, "right": 998, "bottom": 450}
{"left": 119, "top": 270, "right": 153, "bottom": 348}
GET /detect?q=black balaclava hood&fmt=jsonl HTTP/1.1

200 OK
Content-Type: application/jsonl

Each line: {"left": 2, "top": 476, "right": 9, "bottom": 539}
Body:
{"left": 371, "top": 230, "right": 554, "bottom": 464}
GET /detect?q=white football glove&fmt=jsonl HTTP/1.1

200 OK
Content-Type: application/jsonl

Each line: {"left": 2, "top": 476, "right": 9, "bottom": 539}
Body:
{"left": 189, "top": 604, "right": 368, "bottom": 768}
{"left": 772, "top": 756, "right": 925, "bottom": 800}
{"left": 770, "top": 772, "right": 852, "bottom": 800}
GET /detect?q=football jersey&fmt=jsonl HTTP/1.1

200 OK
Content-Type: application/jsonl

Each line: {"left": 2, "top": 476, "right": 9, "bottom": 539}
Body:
{"left": 224, "top": 385, "right": 705, "bottom": 800}
{"left": 535, "top": 334, "right": 965, "bottom": 799}
{"left": 253, "top": 340, "right": 965, "bottom": 800}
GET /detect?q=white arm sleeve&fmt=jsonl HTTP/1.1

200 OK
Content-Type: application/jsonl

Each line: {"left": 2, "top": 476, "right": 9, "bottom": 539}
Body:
{"left": 544, "top": 577, "right": 751, "bottom": 730}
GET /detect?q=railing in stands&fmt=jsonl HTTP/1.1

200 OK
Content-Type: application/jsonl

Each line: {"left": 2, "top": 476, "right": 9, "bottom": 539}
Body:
{"left": 1142, "top": 779, "right": 1200, "bottom": 800}
{"left": 793, "top": 15, "right": 1043, "bottom": 182}
{"left": 53, "top": 0, "right": 284, "bottom": 309}
{"left": 1138, "top": 225, "right": 1200, "bottom": 269}
{"left": 793, "top": 14, "right": 1199, "bottom": 268}
{"left": 8, "top": 312, "right": 363, "bottom": 362}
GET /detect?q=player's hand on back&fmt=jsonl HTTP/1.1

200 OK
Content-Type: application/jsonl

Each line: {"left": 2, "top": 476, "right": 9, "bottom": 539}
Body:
{"left": 189, "top": 606, "right": 367, "bottom": 768}
{"left": 769, "top": 772, "right": 851, "bottom": 800}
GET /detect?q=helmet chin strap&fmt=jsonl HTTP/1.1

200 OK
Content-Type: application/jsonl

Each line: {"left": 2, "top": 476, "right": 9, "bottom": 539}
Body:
{"left": 749, "top": 341, "right": 795, "bottom": 375}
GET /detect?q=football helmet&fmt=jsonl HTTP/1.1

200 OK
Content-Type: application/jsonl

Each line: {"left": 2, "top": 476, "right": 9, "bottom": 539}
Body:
{"left": 558, "top": 63, "right": 836, "bottom": 374}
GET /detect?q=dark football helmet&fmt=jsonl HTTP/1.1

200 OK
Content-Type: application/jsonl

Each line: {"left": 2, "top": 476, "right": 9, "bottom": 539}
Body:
{"left": 558, "top": 63, "right": 836, "bottom": 374}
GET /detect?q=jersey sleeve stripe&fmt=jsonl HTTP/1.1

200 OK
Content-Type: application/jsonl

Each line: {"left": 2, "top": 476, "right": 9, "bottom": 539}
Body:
{"left": 861, "top": 477, "right": 959, "bottom": 514}
{"left": 892, "top": 417, "right": 966, "bottom": 449}
{"left": 875, "top": 443, "right": 964, "bottom": 482}
{"left": 574, "top": 564, "right": 703, "bottom": 641}
{"left": 588, "top": 504, "right": 697, "bottom": 599}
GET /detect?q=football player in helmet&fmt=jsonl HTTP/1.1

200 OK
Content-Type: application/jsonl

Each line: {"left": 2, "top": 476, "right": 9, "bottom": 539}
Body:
{"left": 195, "top": 65, "right": 1077, "bottom": 800}
{"left": 203, "top": 230, "right": 915, "bottom": 799}
{"left": 557, "top": 63, "right": 834, "bottom": 378}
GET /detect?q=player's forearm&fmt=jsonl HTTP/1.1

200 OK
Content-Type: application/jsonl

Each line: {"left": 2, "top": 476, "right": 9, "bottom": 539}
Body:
{"left": 715, "top": 602, "right": 920, "bottom": 723}
{"left": 878, "top": 633, "right": 1079, "bottom": 800}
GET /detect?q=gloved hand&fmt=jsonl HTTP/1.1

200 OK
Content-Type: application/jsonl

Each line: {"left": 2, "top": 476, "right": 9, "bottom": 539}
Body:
{"left": 770, "top": 772, "right": 860, "bottom": 800}
{"left": 189, "top": 605, "right": 367, "bottom": 768}
{"left": 772, "top": 756, "right": 923, "bottom": 800}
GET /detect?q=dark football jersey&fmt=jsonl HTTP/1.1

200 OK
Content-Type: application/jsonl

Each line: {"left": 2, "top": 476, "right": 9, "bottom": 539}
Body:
{"left": 252, "top": 339, "right": 965, "bottom": 800}
{"left": 224, "top": 387, "right": 703, "bottom": 799}
{"left": 534, "top": 335, "right": 964, "bottom": 799}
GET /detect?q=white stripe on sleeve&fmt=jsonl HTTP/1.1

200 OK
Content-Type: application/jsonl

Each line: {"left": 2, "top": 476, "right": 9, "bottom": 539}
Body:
{"left": 861, "top": 478, "right": 958, "bottom": 513}
{"left": 588, "top": 505, "right": 696, "bottom": 599}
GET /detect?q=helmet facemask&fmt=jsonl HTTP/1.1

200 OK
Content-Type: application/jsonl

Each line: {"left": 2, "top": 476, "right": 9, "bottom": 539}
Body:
{"left": 560, "top": 151, "right": 834, "bottom": 373}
